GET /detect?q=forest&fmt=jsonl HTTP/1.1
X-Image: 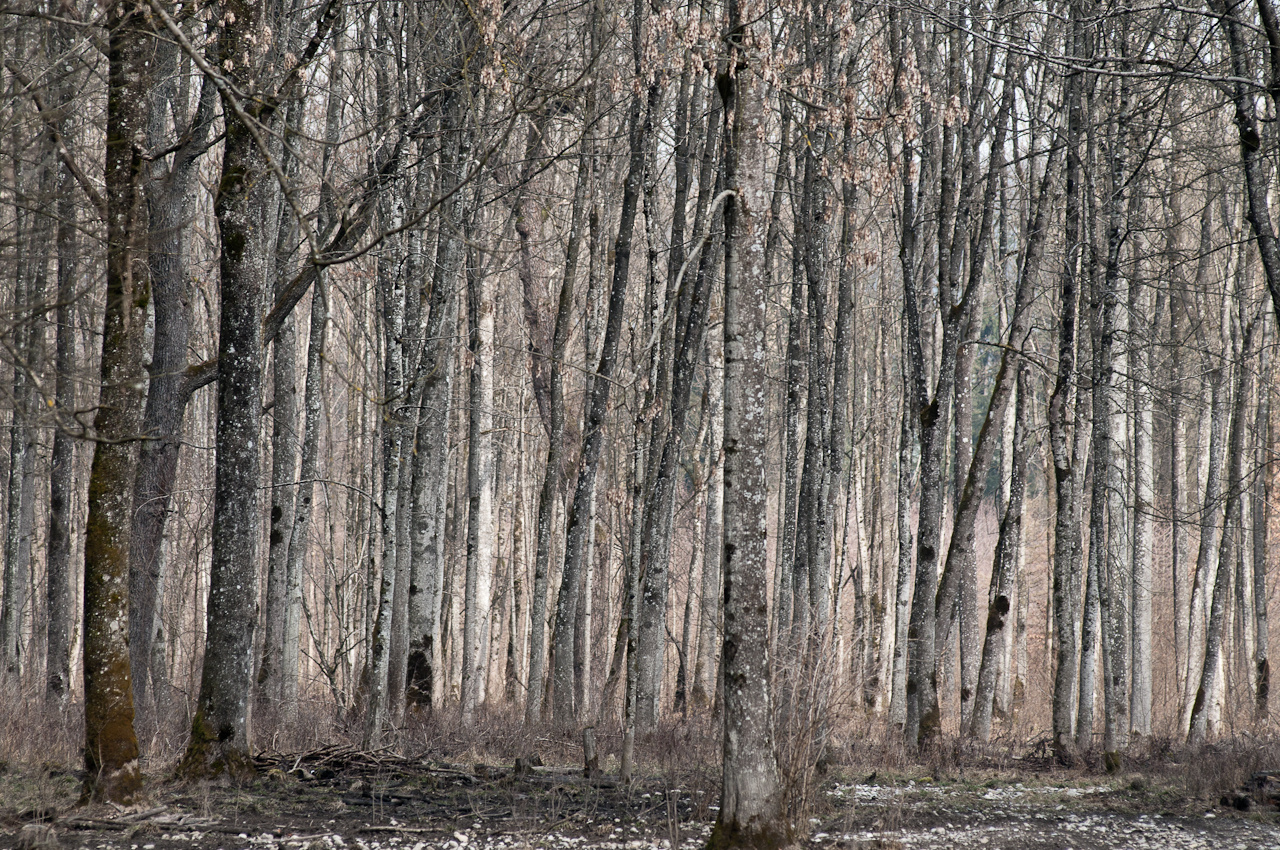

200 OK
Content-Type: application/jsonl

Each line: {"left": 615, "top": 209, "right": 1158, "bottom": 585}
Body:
{"left": 3, "top": 0, "right": 1280, "bottom": 845}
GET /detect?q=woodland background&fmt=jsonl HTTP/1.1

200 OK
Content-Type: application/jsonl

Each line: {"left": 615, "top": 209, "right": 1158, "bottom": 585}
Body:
{"left": 1, "top": 0, "right": 1280, "bottom": 798}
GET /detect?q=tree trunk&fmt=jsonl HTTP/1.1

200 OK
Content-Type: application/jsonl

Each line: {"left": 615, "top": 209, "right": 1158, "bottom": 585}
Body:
{"left": 1129, "top": 285, "right": 1157, "bottom": 739}
{"left": 461, "top": 229, "right": 495, "bottom": 727}
{"left": 364, "top": 185, "right": 408, "bottom": 746}
{"left": 407, "top": 97, "right": 465, "bottom": 714}
{"left": 1189, "top": 318, "right": 1256, "bottom": 743}
{"left": 179, "top": 0, "right": 272, "bottom": 781}
{"left": 1050, "top": 2, "right": 1087, "bottom": 758}
{"left": 45, "top": 19, "right": 78, "bottom": 700}
{"left": 692, "top": 321, "right": 725, "bottom": 711}
{"left": 709, "top": 5, "right": 787, "bottom": 842}
{"left": 128, "top": 65, "right": 216, "bottom": 718}
{"left": 1254, "top": 339, "right": 1273, "bottom": 721}
{"left": 81, "top": 0, "right": 151, "bottom": 803}
{"left": 972, "top": 364, "right": 1032, "bottom": 742}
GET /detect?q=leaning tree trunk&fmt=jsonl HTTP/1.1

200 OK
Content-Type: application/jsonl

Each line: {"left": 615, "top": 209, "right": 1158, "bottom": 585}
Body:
{"left": 525, "top": 135, "right": 589, "bottom": 724}
{"left": 1189, "top": 318, "right": 1256, "bottom": 744}
{"left": 971, "top": 364, "right": 1032, "bottom": 742}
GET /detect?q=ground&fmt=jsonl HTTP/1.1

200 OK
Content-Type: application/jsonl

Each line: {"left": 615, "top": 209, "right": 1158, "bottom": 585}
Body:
{"left": 5, "top": 745, "right": 1280, "bottom": 849}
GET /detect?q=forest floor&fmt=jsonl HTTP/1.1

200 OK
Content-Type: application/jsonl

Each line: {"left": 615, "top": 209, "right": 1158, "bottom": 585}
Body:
{"left": 6, "top": 739, "right": 1280, "bottom": 850}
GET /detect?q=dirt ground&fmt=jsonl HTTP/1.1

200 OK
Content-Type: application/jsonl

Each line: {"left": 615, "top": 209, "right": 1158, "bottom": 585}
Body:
{"left": 5, "top": 745, "right": 1280, "bottom": 850}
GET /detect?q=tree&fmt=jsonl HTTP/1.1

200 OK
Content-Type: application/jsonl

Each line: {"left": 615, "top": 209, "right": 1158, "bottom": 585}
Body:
{"left": 79, "top": 0, "right": 151, "bottom": 804}
{"left": 708, "top": 1, "right": 787, "bottom": 847}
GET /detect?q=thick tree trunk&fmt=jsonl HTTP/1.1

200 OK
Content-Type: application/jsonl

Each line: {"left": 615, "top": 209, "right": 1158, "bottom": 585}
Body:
{"left": 81, "top": 0, "right": 151, "bottom": 802}
{"left": 709, "top": 5, "right": 787, "bottom": 843}
{"left": 179, "top": 0, "right": 272, "bottom": 781}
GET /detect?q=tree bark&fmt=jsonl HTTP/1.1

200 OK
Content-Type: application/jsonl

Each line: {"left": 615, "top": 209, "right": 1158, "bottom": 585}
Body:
{"left": 461, "top": 227, "right": 495, "bottom": 727}
{"left": 81, "top": 0, "right": 151, "bottom": 802}
{"left": 179, "top": 0, "right": 273, "bottom": 781}
{"left": 708, "top": 3, "right": 787, "bottom": 843}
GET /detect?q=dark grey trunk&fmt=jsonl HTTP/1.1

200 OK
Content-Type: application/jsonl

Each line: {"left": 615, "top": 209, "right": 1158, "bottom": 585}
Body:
{"left": 45, "top": 29, "right": 78, "bottom": 700}
{"left": 82, "top": 0, "right": 150, "bottom": 802}
{"left": 179, "top": 0, "right": 272, "bottom": 781}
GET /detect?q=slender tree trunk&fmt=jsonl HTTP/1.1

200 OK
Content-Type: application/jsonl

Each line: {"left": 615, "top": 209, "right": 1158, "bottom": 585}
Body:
{"left": 1190, "top": 319, "right": 1256, "bottom": 743}
{"left": 525, "top": 137, "right": 589, "bottom": 724}
{"left": 1050, "top": 3, "right": 1087, "bottom": 758}
{"left": 45, "top": 24, "right": 78, "bottom": 700}
{"left": 129, "top": 69, "right": 215, "bottom": 718}
{"left": 461, "top": 230, "right": 495, "bottom": 727}
{"left": 1181, "top": 364, "right": 1229, "bottom": 733}
{"left": 407, "top": 96, "right": 465, "bottom": 713}
{"left": 552, "top": 48, "right": 659, "bottom": 723}
{"left": 1129, "top": 286, "right": 1157, "bottom": 739}
{"left": 1254, "top": 340, "right": 1272, "bottom": 721}
{"left": 692, "top": 322, "right": 724, "bottom": 710}
{"left": 972, "top": 364, "right": 1032, "bottom": 742}
{"left": 364, "top": 185, "right": 407, "bottom": 746}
